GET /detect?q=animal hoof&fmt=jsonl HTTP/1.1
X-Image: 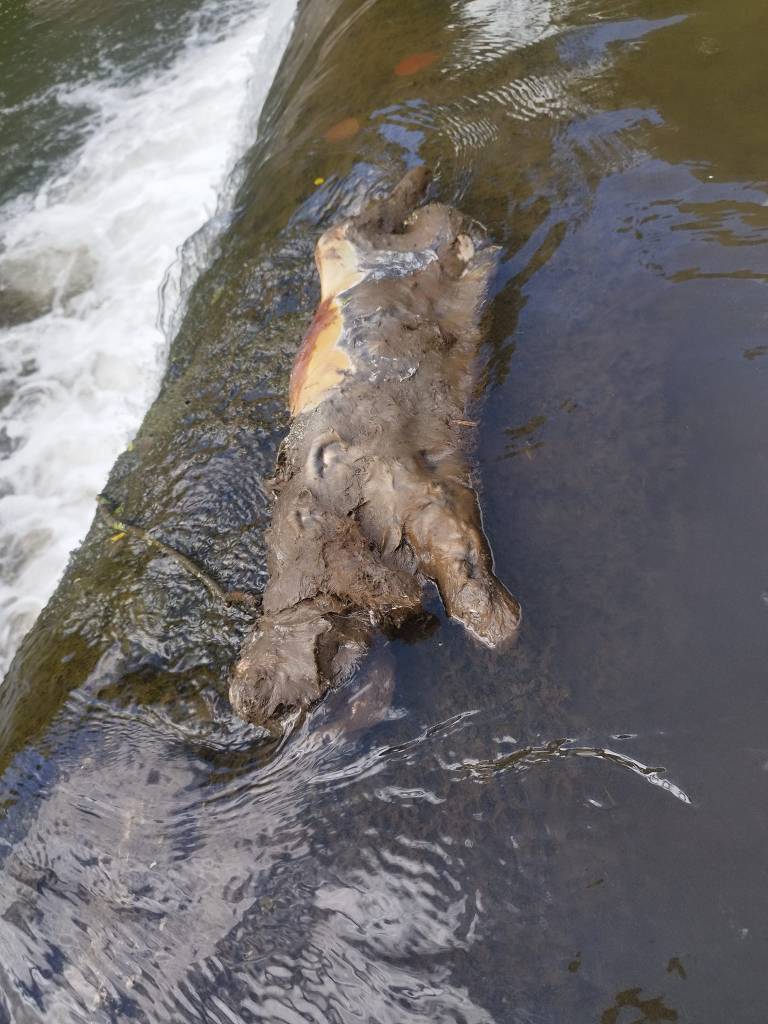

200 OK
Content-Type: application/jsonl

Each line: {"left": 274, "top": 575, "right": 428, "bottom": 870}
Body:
{"left": 451, "top": 579, "right": 521, "bottom": 649}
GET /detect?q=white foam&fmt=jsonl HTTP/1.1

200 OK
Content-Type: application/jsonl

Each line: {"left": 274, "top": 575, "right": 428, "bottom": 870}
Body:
{"left": 0, "top": 0, "right": 296, "bottom": 674}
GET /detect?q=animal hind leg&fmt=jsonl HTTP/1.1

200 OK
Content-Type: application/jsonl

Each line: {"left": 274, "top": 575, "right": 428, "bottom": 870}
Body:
{"left": 403, "top": 478, "right": 521, "bottom": 648}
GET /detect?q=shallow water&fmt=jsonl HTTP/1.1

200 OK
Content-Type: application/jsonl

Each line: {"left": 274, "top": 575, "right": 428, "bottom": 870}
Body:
{"left": 2, "top": 0, "right": 768, "bottom": 1021}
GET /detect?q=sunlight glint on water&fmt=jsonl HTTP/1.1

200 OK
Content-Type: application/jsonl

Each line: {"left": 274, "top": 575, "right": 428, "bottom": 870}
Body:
{"left": 0, "top": 0, "right": 296, "bottom": 673}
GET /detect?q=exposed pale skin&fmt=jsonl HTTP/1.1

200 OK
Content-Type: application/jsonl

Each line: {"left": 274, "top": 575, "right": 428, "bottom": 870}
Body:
{"left": 230, "top": 167, "right": 521, "bottom": 730}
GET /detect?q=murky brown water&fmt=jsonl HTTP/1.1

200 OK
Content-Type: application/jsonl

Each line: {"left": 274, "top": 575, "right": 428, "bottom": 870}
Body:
{"left": 2, "top": 0, "right": 768, "bottom": 1020}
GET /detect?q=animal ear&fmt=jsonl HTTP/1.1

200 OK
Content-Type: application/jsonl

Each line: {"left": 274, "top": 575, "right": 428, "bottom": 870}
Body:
{"left": 435, "top": 243, "right": 501, "bottom": 336}
{"left": 461, "top": 243, "right": 501, "bottom": 317}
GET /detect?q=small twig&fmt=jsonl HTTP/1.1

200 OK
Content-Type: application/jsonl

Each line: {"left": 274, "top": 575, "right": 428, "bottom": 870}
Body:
{"left": 451, "top": 418, "right": 478, "bottom": 428}
{"left": 96, "top": 495, "right": 260, "bottom": 615}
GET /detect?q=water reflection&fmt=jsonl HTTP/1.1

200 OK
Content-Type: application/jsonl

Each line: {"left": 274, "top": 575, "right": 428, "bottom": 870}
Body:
{"left": 452, "top": 0, "right": 557, "bottom": 67}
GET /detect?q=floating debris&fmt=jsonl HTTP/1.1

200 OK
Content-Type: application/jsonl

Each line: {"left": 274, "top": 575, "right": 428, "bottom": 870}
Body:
{"left": 443, "top": 738, "right": 691, "bottom": 804}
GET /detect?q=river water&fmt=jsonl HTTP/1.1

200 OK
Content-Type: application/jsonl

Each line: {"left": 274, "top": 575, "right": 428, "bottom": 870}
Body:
{"left": 0, "top": 0, "right": 297, "bottom": 672}
{"left": 1, "top": 0, "right": 768, "bottom": 1021}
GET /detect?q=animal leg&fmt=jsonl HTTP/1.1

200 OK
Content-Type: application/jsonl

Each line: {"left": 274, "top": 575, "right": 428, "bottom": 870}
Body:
{"left": 229, "top": 602, "right": 376, "bottom": 730}
{"left": 230, "top": 503, "right": 422, "bottom": 731}
{"left": 403, "top": 478, "right": 521, "bottom": 648}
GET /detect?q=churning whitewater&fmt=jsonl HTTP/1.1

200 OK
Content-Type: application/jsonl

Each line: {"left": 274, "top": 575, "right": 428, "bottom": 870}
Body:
{"left": 0, "top": 0, "right": 296, "bottom": 674}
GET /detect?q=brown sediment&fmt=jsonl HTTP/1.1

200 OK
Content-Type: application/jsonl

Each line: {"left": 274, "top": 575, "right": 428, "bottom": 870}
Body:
{"left": 323, "top": 116, "right": 361, "bottom": 142}
{"left": 230, "top": 167, "right": 521, "bottom": 731}
{"left": 393, "top": 51, "right": 439, "bottom": 76}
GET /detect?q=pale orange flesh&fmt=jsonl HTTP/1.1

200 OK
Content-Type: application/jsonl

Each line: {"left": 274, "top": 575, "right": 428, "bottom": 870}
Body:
{"left": 288, "top": 226, "right": 365, "bottom": 416}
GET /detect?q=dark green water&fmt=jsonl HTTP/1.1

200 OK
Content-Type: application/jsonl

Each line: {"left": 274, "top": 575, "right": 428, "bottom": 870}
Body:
{"left": 1, "top": 0, "right": 768, "bottom": 1021}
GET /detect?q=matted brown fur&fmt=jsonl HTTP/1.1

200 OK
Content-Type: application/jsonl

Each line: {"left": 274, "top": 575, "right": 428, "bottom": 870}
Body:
{"left": 230, "top": 168, "right": 521, "bottom": 729}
